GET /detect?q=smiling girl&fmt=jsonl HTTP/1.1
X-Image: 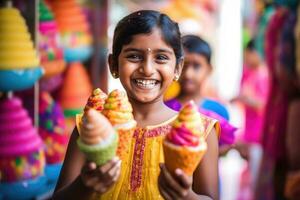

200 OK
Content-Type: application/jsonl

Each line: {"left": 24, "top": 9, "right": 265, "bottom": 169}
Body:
{"left": 53, "top": 10, "right": 219, "bottom": 200}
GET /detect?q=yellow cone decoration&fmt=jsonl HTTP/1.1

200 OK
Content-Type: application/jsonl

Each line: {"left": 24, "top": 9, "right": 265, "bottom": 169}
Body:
{"left": 0, "top": 7, "right": 39, "bottom": 69}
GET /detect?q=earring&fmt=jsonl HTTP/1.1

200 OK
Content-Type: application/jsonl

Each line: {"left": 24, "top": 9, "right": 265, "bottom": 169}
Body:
{"left": 174, "top": 74, "right": 179, "bottom": 81}
{"left": 112, "top": 72, "right": 118, "bottom": 79}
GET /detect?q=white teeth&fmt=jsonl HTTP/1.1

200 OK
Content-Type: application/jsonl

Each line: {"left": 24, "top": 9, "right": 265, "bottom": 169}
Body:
{"left": 135, "top": 79, "right": 157, "bottom": 89}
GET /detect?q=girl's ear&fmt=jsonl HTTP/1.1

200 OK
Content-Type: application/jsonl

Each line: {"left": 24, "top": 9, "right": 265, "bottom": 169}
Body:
{"left": 108, "top": 54, "right": 119, "bottom": 79}
{"left": 174, "top": 57, "right": 184, "bottom": 80}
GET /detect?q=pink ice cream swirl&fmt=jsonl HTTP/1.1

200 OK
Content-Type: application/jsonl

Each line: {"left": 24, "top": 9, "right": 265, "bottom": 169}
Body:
{"left": 166, "top": 101, "right": 204, "bottom": 147}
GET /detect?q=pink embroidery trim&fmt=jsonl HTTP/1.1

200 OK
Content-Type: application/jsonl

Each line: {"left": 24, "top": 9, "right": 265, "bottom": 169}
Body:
{"left": 130, "top": 125, "right": 171, "bottom": 191}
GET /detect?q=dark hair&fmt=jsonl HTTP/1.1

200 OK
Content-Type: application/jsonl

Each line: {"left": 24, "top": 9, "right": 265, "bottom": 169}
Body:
{"left": 246, "top": 39, "right": 256, "bottom": 51}
{"left": 182, "top": 35, "right": 212, "bottom": 64}
{"left": 112, "top": 10, "right": 183, "bottom": 64}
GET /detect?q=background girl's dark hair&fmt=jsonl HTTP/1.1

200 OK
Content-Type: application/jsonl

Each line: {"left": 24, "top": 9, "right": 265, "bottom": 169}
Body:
{"left": 112, "top": 10, "right": 183, "bottom": 65}
{"left": 182, "top": 35, "right": 212, "bottom": 64}
{"left": 245, "top": 39, "right": 256, "bottom": 51}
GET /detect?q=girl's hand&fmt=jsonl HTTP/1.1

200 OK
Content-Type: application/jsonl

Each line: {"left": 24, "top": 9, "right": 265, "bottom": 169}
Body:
{"left": 80, "top": 157, "right": 121, "bottom": 194}
{"left": 235, "top": 142, "right": 250, "bottom": 161}
{"left": 158, "top": 163, "right": 192, "bottom": 200}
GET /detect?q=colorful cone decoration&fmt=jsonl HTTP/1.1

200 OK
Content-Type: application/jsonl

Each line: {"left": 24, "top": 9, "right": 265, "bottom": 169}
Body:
{"left": 163, "top": 101, "right": 207, "bottom": 175}
{"left": 40, "top": 73, "right": 63, "bottom": 92}
{"left": 39, "top": 0, "right": 66, "bottom": 79}
{"left": 59, "top": 62, "right": 92, "bottom": 133}
{"left": 0, "top": 7, "right": 39, "bottom": 69}
{"left": 0, "top": 7, "right": 43, "bottom": 91}
{"left": 161, "top": 0, "right": 201, "bottom": 22}
{"left": 59, "top": 62, "right": 92, "bottom": 115}
{"left": 48, "top": 0, "right": 93, "bottom": 62}
{"left": 102, "top": 90, "right": 137, "bottom": 160}
{"left": 0, "top": 97, "right": 45, "bottom": 182}
{"left": 39, "top": 92, "right": 69, "bottom": 164}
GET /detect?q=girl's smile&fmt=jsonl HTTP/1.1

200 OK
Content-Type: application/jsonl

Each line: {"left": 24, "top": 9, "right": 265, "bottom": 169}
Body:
{"left": 117, "top": 28, "right": 179, "bottom": 103}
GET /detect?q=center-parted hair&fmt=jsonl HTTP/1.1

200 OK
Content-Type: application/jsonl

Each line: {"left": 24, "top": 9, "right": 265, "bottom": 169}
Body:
{"left": 112, "top": 10, "right": 183, "bottom": 65}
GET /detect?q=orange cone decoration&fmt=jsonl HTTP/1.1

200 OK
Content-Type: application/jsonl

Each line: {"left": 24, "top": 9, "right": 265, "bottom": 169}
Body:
{"left": 48, "top": 0, "right": 92, "bottom": 62}
{"left": 59, "top": 62, "right": 92, "bottom": 116}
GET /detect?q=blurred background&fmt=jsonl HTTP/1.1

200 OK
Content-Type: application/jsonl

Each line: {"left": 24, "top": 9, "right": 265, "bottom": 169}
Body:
{"left": 0, "top": 0, "right": 299, "bottom": 199}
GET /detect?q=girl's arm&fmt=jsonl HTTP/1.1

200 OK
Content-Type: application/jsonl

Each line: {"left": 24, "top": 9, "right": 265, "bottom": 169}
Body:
{"left": 191, "top": 128, "right": 219, "bottom": 199}
{"left": 52, "top": 128, "right": 93, "bottom": 199}
{"left": 158, "top": 128, "right": 219, "bottom": 200}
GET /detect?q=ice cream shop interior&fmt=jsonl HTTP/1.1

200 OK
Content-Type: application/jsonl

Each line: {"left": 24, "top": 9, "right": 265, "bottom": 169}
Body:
{"left": 0, "top": 0, "right": 300, "bottom": 199}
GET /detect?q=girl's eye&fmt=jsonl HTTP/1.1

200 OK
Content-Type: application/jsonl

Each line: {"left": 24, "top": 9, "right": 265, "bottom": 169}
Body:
{"left": 156, "top": 54, "right": 169, "bottom": 63}
{"left": 193, "top": 63, "right": 201, "bottom": 70}
{"left": 126, "top": 54, "right": 142, "bottom": 62}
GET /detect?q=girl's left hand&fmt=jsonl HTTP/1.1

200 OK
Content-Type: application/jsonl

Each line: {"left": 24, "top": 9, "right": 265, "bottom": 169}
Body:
{"left": 158, "top": 163, "right": 192, "bottom": 200}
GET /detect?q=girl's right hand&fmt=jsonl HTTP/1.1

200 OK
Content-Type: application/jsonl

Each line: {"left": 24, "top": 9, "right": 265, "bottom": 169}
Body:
{"left": 80, "top": 157, "right": 121, "bottom": 194}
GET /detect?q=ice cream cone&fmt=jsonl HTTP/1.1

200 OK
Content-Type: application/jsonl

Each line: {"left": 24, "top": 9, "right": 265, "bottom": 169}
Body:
{"left": 77, "top": 109, "right": 118, "bottom": 166}
{"left": 102, "top": 89, "right": 136, "bottom": 160}
{"left": 163, "top": 139, "right": 207, "bottom": 175}
{"left": 163, "top": 101, "right": 207, "bottom": 175}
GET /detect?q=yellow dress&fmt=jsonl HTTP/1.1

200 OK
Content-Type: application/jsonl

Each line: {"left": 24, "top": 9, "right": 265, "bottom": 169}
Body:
{"left": 77, "top": 115, "right": 219, "bottom": 200}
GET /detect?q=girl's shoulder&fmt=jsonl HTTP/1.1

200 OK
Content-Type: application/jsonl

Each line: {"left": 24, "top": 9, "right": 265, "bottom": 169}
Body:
{"left": 199, "top": 113, "right": 220, "bottom": 139}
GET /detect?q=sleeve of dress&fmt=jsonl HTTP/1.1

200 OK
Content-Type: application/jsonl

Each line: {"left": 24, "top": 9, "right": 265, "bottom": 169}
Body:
{"left": 256, "top": 68, "right": 270, "bottom": 105}
{"left": 75, "top": 114, "right": 83, "bottom": 135}
{"left": 200, "top": 114, "right": 221, "bottom": 140}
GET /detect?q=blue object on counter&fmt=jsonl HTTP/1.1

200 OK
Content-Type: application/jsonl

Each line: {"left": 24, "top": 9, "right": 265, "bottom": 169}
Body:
{"left": 45, "top": 163, "right": 62, "bottom": 184}
{"left": 0, "top": 67, "right": 44, "bottom": 92}
{"left": 64, "top": 46, "right": 92, "bottom": 63}
{"left": 0, "top": 175, "right": 48, "bottom": 200}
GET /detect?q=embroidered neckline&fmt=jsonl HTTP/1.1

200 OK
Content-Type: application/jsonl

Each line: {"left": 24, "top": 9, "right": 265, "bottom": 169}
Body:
{"left": 139, "top": 115, "right": 177, "bottom": 130}
{"left": 130, "top": 124, "right": 172, "bottom": 191}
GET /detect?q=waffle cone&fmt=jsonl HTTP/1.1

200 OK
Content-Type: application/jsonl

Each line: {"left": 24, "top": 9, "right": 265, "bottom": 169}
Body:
{"left": 163, "top": 140, "right": 207, "bottom": 175}
{"left": 115, "top": 126, "right": 135, "bottom": 160}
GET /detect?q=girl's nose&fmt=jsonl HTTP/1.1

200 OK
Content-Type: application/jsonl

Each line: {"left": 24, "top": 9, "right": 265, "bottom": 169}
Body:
{"left": 139, "top": 57, "right": 154, "bottom": 76}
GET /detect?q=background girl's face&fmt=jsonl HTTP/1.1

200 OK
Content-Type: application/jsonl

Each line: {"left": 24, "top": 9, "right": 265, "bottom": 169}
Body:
{"left": 179, "top": 52, "right": 211, "bottom": 95}
{"left": 244, "top": 49, "right": 260, "bottom": 68}
{"left": 117, "top": 28, "right": 178, "bottom": 103}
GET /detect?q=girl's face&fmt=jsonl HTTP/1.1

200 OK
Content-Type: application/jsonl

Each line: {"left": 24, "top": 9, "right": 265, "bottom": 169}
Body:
{"left": 115, "top": 28, "right": 181, "bottom": 104}
{"left": 179, "top": 52, "right": 211, "bottom": 95}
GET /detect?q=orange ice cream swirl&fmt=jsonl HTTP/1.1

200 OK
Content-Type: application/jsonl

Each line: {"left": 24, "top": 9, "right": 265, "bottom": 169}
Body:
{"left": 102, "top": 89, "right": 135, "bottom": 126}
{"left": 84, "top": 88, "right": 107, "bottom": 113}
{"left": 167, "top": 101, "right": 204, "bottom": 147}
